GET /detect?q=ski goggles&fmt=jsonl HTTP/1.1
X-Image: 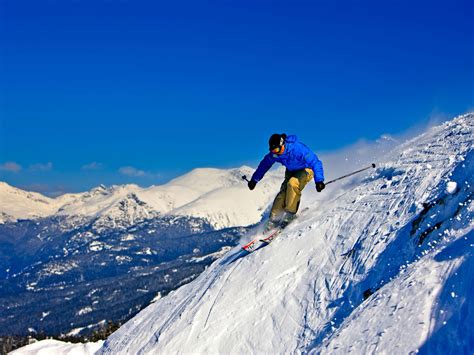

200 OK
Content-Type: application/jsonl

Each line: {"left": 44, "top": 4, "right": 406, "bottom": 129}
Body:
{"left": 271, "top": 145, "right": 282, "bottom": 153}
{"left": 270, "top": 137, "right": 285, "bottom": 153}
{"left": 270, "top": 144, "right": 285, "bottom": 154}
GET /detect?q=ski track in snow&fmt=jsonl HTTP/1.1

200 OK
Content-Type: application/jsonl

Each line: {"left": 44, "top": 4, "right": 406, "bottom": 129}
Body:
{"left": 13, "top": 114, "right": 474, "bottom": 354}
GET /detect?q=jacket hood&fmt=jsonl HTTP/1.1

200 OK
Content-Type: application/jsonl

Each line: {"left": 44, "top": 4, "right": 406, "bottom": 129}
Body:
{"left": 285, "top": 135, "right": 298, "bottom": 144}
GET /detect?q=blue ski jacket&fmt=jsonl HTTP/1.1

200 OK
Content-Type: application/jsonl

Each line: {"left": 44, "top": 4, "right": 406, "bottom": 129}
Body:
{"left": 251, "top": 135, "right": 325, "bottom": 183}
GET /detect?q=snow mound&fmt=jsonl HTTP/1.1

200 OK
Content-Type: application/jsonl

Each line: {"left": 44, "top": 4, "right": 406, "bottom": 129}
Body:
{"left": 9, "top": 339, "right": 103, "bottom": 355}
{"left": 446, "top": 181, "right": 457, "bottom": 194}
{"left": 97, "top": 113, "right": 473, "bottom": 354}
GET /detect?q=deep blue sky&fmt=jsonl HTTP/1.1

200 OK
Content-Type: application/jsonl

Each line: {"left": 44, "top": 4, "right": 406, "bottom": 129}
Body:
{"left": 1, "top": 0, "right": 473, "bottom": 195}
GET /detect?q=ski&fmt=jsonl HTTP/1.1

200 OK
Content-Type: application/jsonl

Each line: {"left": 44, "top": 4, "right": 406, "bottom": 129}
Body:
{"left": 242, "top": 238, "right": 261, "bottom": 252}
{"left": 242, "top": 214, "right": 300, "bottom": 253}
{"left": 259, "top": 227, "right": 283, "bottom": 244}
{"left": 242, "top": 226, "right": 280, "bottom": 252}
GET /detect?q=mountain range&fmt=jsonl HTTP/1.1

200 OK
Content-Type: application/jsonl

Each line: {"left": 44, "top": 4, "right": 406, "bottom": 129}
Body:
{"left": 0, "top": 167, "right": 283, "bottom": 337}
{"left": 0, "top": 166, "right": 283, "bottom": 230}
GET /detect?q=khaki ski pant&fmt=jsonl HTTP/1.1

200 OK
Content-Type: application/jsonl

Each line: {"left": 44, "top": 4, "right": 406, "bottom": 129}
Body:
{"left": 270, "top": 168, "right": 314, "bottom": 220}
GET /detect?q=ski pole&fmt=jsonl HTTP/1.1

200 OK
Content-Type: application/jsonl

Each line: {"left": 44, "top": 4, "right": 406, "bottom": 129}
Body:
{"left": 325, "top": 163, "right": 376, "bottom": 185}
{"left": 242, "top": 163, "right": 376, "bottom": 185}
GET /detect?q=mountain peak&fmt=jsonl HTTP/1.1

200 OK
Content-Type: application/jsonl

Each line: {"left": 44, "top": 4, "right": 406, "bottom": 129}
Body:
{"left": 0, "top": 181, "right": 58, "bottom": 223}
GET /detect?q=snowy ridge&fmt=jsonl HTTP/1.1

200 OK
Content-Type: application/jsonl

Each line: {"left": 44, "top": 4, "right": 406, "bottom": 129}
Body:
{"left": 137, "top": 166, "right": 282, "bottom": 229}
{"left": 0, "top": 182, "right": 59, "bottom": 223}
{"left": 96, "top": 113, "right": 473, "bottom": 354}
{"left": 0, "top": 166, "right": 281, "bottom": 229}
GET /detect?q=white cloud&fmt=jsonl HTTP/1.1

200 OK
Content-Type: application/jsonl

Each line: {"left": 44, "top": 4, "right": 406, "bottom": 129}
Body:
{"left": 119, "top": 166, "right": 147, "bottom": 177}
{"left": 118, "top": 166, "right": 161, "bottom": 179}
{"left": 29, "top": 162, "right": 53, "bottom": 172}
{"left": 0, "top": 161, "right": 22, "bottom": 173}
{"left": 82, "top": 162, "right": 103, "bottom": 171}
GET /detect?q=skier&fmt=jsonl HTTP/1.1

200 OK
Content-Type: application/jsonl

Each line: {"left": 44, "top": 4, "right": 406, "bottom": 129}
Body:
{"left": 248, "top": 133, "right": 325, "bottom": 230}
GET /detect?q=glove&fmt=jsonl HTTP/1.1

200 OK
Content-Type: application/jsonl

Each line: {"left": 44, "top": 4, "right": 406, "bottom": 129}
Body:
{"left": 248, "top": 180, "right": 257, "bottom": 190}
{"left": 315, "top": 181, "right": 325, "bottom": 192}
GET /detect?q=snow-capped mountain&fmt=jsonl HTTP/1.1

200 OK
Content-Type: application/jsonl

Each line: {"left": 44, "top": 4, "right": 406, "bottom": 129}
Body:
{"left": 136, "top": 166, "right": 282, "bottom": 229}
{"left": 0, "top": 182, "right": 60, "bottom": 223}
{"left": 0, "top": 167, "right": 281, "bottom": 339}
{"left": 0, "top": 166, "right": 282, "bottom": 230}
{"left": 92, "top": 113, "right": 473, "bottom": 354}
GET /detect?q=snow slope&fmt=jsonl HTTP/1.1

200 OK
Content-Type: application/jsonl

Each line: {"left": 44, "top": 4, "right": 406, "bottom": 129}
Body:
{"left": 9, "top": 339, "right": 103, "bottom": 355}
{"left": 96, "top": 113, "right": 473, "bottom": 354}
{"left": 0, "top": 166, "right": 281, "bottom": 229}
{"left": 0, "top": 182, "right": 60, "bottom": 223}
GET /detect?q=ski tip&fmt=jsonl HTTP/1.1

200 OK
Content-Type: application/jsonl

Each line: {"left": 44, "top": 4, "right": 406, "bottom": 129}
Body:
{"left": 242, "top": 241, "right": 257, "bottom": 252}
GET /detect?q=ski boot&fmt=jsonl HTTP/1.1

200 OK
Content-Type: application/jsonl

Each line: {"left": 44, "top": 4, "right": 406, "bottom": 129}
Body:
{"left": 264, "top": 219, "right": 279, "bottom": 233}
{"left": 279, "top": 211, "right": 296, "bottom": 229}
